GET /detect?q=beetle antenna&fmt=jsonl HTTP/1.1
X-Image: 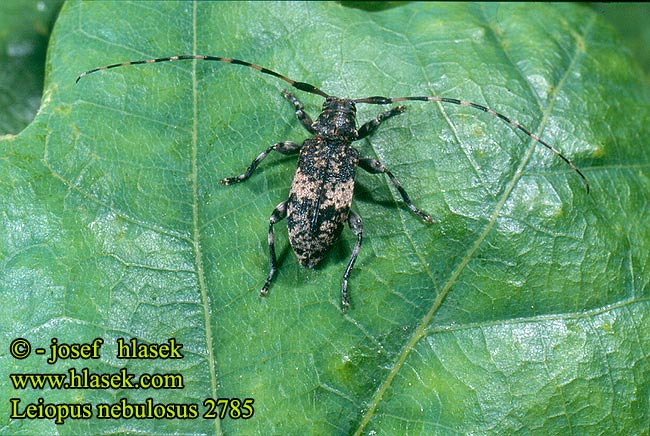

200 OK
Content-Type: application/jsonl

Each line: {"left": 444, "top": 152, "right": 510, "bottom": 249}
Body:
{"left": 355, "top": 95, "right": 589, "bottom": 193}
{"left": 76, "top": 55, "right": 330, "bottom": 99}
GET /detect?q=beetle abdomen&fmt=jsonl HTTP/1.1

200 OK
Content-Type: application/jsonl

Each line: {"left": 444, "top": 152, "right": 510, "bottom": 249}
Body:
{"left": 287, "top": 137, "right": 359, "bottom": 268}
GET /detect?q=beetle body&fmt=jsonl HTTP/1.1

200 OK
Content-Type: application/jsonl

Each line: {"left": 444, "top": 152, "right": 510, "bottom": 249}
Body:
{"left": 250, "top": 94, "right": 430, "bottom": 309}
{"left": 288, "top": 98, "right": 359, "bottom": 268}
{"left": 288, "top": 135, "right": 359, "bottom": 268}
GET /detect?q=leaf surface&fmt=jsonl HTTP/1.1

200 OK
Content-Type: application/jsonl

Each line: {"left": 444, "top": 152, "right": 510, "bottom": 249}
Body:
{"left": 2, "top": 2, "right": 649, "bottom": 435}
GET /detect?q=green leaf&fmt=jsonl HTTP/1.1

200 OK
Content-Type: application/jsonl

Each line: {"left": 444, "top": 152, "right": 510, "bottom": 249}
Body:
{"left": 0, "top": 0, "right": 61, "bottom": 134}
{"left": 2, "top": 2, "right": 649, "bottom": 435}
{"left": 591, "top": 3, "right": 650, "bottom": 82}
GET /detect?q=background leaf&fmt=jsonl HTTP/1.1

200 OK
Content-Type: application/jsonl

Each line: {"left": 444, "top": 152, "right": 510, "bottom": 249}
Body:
{"left": 2, "top": 2, "right": 649, "bottom": 435}
{"left": 0, "top": 0, "right": 61, "bottom": 134}
{"left": 590, "top": 3, "right": 650, "bottom": 83}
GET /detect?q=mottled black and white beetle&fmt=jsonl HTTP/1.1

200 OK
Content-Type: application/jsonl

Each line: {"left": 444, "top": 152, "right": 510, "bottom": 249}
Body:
{"left": 77, "top": 55, "right": 589, "bottom": 310}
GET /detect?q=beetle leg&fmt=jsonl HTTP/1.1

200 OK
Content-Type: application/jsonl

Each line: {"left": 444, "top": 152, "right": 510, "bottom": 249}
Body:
{"left": 282, "top": 90, "right": 316, "bottom": 133}
{"left": 220, "top": 141, "right": 302, "bottom": 184}
{"left": 261, "top": 201, "right": 288, "bottom": 297}
{"left": 341, "top": 210, "right": 363, "bottom": 310}
{"left": 357, "top": 105, "right": 406, "bottom": 139}
{"left": 359, "top": 157, "right": 434, "bottom": 223}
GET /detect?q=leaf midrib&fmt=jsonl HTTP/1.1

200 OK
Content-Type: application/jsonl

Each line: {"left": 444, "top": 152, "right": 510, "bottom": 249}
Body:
{"left": 190, "top": 2, "right": 220, "bottom": 435}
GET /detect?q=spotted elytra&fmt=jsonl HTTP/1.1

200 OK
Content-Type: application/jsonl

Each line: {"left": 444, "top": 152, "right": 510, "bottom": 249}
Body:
{"left": 77, "top": 55, "right": 589, "bottom": 310}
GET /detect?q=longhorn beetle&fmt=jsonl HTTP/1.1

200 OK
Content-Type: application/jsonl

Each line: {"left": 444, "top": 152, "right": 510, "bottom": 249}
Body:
{"left": 77, "top": 55, "right": 589, "bottom": 310}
